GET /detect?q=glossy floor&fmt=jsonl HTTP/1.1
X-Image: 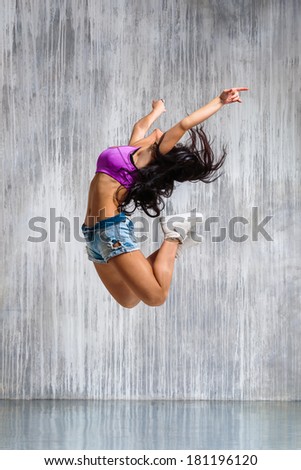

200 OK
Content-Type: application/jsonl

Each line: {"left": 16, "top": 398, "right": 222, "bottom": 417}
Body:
{"left": 0, "top": 400, "right": 300, "bottom": 450}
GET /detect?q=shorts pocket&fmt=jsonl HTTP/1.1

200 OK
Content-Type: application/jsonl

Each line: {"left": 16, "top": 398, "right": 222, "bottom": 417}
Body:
{"left": 82, "top": 230, "right": 96, "bottom": 243}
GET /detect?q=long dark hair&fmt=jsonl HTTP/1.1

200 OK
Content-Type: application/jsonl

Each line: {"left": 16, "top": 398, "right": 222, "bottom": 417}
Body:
{"left": 116, "top": 125, "right": 227, "bottom": 218}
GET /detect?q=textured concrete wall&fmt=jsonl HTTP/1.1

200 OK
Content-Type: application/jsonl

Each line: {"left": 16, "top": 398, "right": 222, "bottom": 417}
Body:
{"left": 0, "top": 0, "right": 300, "bottom": 399}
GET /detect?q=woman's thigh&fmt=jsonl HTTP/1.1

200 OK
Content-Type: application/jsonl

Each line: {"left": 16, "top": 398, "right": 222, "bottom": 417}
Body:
{"left": 93, "top": 259, "right": 141, "bottom": 308}
{"left": 107, "top": 250, "right": 164, "bottom": 306}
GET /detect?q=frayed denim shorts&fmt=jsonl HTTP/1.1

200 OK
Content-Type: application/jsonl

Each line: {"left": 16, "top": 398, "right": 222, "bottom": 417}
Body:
{"left": 81, "top": 212, "right": 139, "bottom": 264}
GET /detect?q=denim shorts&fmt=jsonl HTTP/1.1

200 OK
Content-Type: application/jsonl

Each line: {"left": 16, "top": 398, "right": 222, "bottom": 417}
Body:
{"left": 81, "top": 212, "right": 139, "bottom": 264}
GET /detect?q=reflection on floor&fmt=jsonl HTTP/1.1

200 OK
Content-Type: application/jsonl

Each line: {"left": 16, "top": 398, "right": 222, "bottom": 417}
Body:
{"left": 0, "top": 400, "right": 300, "bottom": 450}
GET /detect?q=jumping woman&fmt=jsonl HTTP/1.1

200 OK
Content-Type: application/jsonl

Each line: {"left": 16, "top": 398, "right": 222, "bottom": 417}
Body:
{"left": 82, "top": 87, "right": 249, "bottom": 308}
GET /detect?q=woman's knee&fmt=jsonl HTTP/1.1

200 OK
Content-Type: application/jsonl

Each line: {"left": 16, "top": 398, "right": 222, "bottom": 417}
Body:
{"left": 118, "top": 291, "right": 166, "bottom": 308}
{"left": 119, "top": 298, "right": 141, "bottom": 309}
{"left": 116, "top": 288, "right": 166, "bottom": 308}
{"left": 143, "top": 291, "right": 167, "bottom": 307}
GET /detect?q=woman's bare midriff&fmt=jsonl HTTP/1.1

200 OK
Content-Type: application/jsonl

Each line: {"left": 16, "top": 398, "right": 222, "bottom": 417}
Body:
{"left": 83, "top": 172, "right": 128, "bottom": 227}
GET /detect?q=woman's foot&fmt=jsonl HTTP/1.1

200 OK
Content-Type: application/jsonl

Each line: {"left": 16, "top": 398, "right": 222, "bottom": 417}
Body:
{"left": 159, "top": 211, "right": 202, "bottom": 245}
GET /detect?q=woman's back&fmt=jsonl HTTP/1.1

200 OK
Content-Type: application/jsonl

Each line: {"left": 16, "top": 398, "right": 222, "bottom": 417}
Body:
{"left": 84, "top": 172, "right": 125, "bottom": 226}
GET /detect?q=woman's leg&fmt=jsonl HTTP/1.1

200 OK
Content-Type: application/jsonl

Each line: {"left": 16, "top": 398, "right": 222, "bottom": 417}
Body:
{"left": 93, "top": 262, "right": 142, "bottom": 309}
{"left": 92, "top": 242, "right": 176, "bottom": 309}
{"left": 107, "top": 239, "right": 179, "bottom": 307}
{"left": 146, "top": 248, "right": 160, "bottom": 267}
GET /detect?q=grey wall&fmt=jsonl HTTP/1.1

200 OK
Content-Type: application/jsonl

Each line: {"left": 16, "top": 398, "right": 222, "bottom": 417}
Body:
{"left": 1, "top": 0, "right": 300, "bottom": 399}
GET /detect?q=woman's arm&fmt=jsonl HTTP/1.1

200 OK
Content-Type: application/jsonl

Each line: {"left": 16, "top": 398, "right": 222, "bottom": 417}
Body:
{"left": 158, "top": 87, "right": 249, "bottom": 155}
{"left": 129, "top": 100, "right": 166, "bottom": 144}
{"left": 181, "top": 96, "right": 224, "bottom": 131}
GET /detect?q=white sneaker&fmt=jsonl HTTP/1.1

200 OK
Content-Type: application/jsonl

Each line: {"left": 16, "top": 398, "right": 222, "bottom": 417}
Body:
{"left": 159, "top": 211, "right": 203, "bottom": 245}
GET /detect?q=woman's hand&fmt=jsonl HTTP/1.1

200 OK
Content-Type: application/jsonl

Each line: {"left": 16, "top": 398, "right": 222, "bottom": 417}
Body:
{"left": 219, "top": 87, "right": 249, "bottom": 104}
{"left": 152, "top": 99, "right": 166, "bottom": 114}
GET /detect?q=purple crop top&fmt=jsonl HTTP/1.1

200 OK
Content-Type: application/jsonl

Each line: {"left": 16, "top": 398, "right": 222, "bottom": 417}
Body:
{"left": 95, "top": 146, "right": 141, "bottom": 189}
